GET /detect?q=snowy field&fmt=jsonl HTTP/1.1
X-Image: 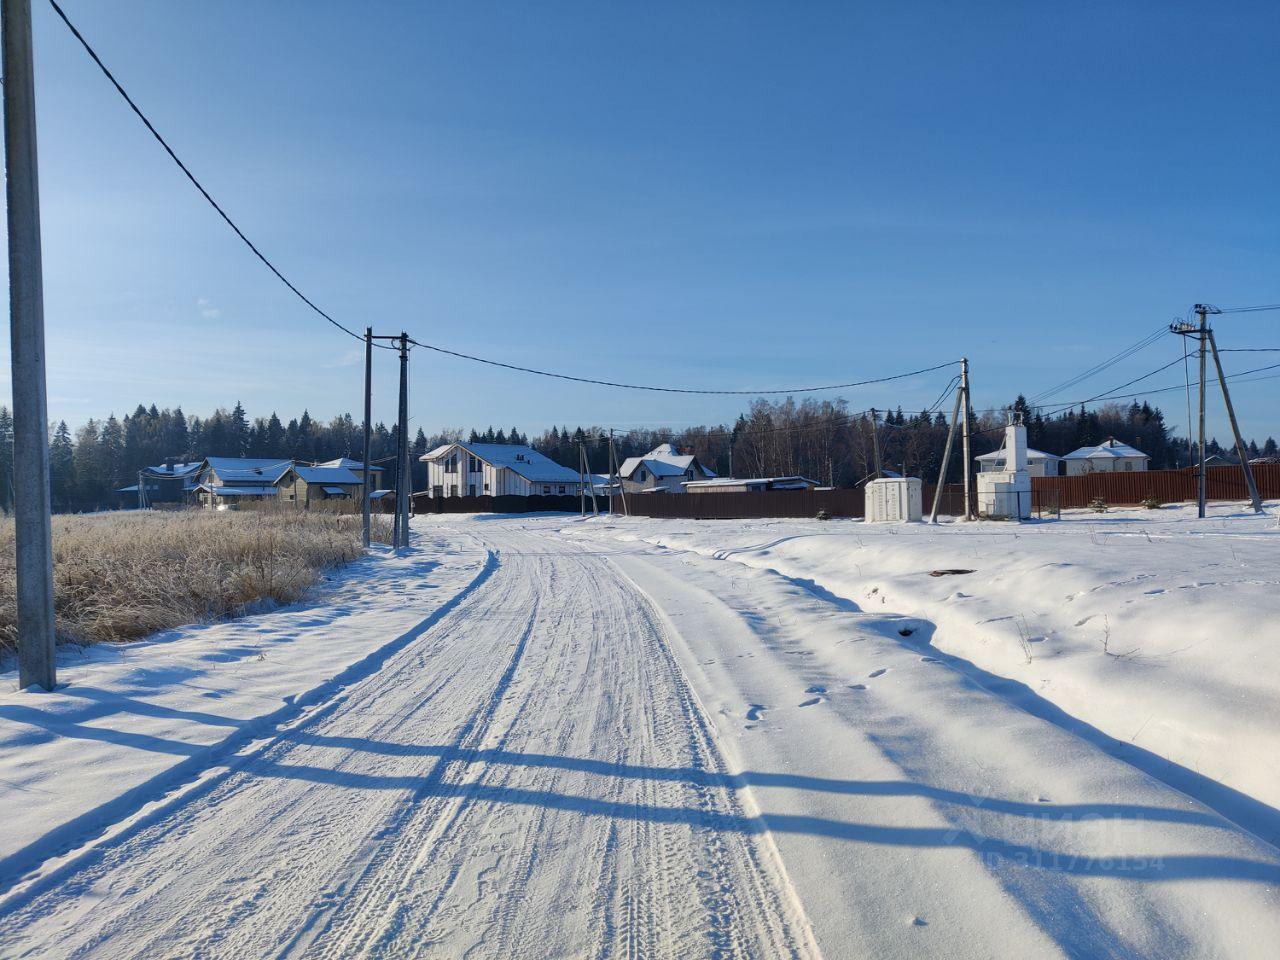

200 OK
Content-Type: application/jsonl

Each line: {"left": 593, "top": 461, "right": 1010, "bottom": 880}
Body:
{"left": 0, "top": 505, "right": 1278, "bottom": 958}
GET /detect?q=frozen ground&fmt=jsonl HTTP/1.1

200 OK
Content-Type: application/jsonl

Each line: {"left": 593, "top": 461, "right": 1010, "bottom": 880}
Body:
{"left": 0, "top": 506, "right": 1278, "bottom": 958}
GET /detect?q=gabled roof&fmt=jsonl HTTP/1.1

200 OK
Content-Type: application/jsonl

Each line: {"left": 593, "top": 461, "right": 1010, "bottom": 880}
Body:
{"left": 201, "top": 457, "right": 294, "bottom": 483}
{"left": 316, "top": 457, "right": 384, "bottom": 472}
{"left": 195, "top": 483, "right": 278, "bottom": 497}
{"left": 975, "top": 447, "right": 1062, "bottom": 463}
{"left": 618, "top": 444, "right": 715, "bottom": 480}
{"left": 1064, "top": 438, "right": 1149, "bottom": 460}
{"left": 420, "top": 442, "right": 580, "bottom": 483}
{"left": 139, "top": 461, "right": 204, "bottom": 479}
{"left": 280, "top": 465, "right": 362, "bottom": 485}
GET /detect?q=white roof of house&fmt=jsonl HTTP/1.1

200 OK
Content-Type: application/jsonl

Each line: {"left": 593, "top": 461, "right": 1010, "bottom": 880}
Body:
{"left": 975, "top": 447, "right": 1062, "bottom": 463}
{"left": 202, "top": 457, "right": 293, "bottom": 483}
{"left": 421, "top": 442, "right": 580, "bottom": 483}
{"left": 619, "top": 443, "right": 715, "bottom": 480}
{"left": 196, "top": 483, "right": 278, "bottom": 497}
{"left": 316, "top": 458, "right": 384, "bottom": 472}
{"left": 1064, "top": 438, "right": 1149, "bottom": 460}
{"left": 284, "top": 466, "right": 362, "bottom": 485}
{"left": 140, "top": 461, "right": 204, "bottom": 478}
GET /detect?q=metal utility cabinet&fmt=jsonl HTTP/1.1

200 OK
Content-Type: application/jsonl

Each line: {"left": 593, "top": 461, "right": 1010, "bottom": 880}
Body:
{"left": 865, "top": 477, "right": 923, "bottom": 522}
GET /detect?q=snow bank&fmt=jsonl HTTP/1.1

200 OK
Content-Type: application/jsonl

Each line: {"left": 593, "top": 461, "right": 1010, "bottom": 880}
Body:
{"left": 0, "top": 536, "right": 489, "bottom": 897}
{"left": 570, "top": 504, "right": 1280, "bottom": 838}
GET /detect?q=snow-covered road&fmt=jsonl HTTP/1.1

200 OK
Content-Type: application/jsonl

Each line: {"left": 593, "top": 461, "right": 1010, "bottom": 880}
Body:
{"left": 2, "top": 514, "right": 1279, "bottom": 958}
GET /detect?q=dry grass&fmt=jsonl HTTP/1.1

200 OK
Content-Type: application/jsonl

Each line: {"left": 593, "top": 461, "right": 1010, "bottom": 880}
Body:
{"left": 1, "top": 507, "right": 393, "bottom": 655}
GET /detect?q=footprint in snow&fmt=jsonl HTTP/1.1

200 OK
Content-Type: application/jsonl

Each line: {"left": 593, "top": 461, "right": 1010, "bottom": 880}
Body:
{"left": 920, "top": 657, "right": 941, "bottom": 664}
{"left": 805, "top": 685, "right": 827, "bottom": 694}
{"left": 911, "top": 917, "right": 929, "bottom": 927}
{"left": 848, "top": 683, "right": 867, "bottom": 691}
{"left": 745, "top": 704, "right": 767, "bottom": 722}
{"left": 798, "top": 697, "right": 823, "bottom": 708}
{"left": 868, "top": 668, "right": 889, "bottom": 678}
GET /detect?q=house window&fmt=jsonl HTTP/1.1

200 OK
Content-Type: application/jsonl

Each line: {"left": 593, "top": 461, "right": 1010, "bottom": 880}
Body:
{"left": 433, "top": 485, "right": 443, "bottom": 498}
{"left": 469, "top": 455, "right": 481, "bottom": 473}
{"left": 558, "top": 485, "right": 565, "bottom": 494}
{"left": 638, "top": 469, "right": 647, "bottom": 482}
{"left": 1124, "top": 462, "right": 1132, "bottom": 471}
{"left": 483, "top": 483, "right": 490, "bottom": 493}
{"left": 449, "top": 483, "right": 458, "bottom": 497}
{"left": 542, "top": 485, "right": 551, "bottom": 495}
{"left": 468, "top": 483, "right": 476, "bottom": 496}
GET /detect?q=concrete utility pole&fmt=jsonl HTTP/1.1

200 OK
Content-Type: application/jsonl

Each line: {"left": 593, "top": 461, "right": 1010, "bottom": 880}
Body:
{"left": 577, "top": 441, "right": 585, "bottom": 517}
{"left": 1207, "top": 328, "right": 1263, "bottom": 513}
{"left": 1196, "top": 306, "right": 1209, "bottom": 519}
{"left": 5, "top": 0, "right": 56, "bottom": 692}
{"left": 959, "top": 357, "right": 973, "bottom": 520}
{"left": 869, "top": 408, "right": 882, "bottom": 480}
{"left": 929, "top": 382, "right": 965, "bottom": 524}
{"left": 395, "top": 333, "right": 410, "bottom": 549}
{"left": 361, "top": 327, "right": 373, "bottom": 548}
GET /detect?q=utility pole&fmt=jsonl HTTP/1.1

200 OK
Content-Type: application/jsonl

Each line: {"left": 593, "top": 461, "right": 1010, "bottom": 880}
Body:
{"left": 395, "top": 333, "right": 411, "bottom": 549}
{"left": 959, "top": 357, "right": 973, "bottom": 520}
{"left": 1173, "top": 310, "right": 1212, "bottom": 518}
{"left": 608, "top": 430, "right": 629, "bottom": 517}
{"left": 361, "top": 326, "right": 373, "bottom": 548}
{"left": 929, "top": 382, "right": 965, "bottom": 524}
{"left": 577, "top": 440, "right": 585, "bottom": 517}
{"left": 5, "top": 0, "right": 56, "bottom": 692}
{"left": 1196, "top": 307, "right": 1208, "bottom": 518}
{"left": 1207, "top": 328, "right": 1263, "bottom": 513}
{"left": 869, "top": 408, "right": 882, "bottom": 480}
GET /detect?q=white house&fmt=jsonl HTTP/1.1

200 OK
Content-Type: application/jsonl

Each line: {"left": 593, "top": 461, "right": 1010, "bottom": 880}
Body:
{"left": 420, "top": 442, "right": 585, "bottom": 497}
{"left": 975, "top": 447, "right": 1063, "bottom": 478}
{"left": 618, "top": 443, "right": 716, "bottom": 494}
{"left": 1063, "top": 438, "right": 1150, "bottom": 475}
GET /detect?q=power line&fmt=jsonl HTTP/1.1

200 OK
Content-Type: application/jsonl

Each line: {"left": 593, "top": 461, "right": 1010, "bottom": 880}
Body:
{"left": 406, "top": 338, "right": 959, "bottom": 395}
{"left": 52, "top": 1, "right": 962, "bottom": 398}
{"left": 1027, "top": 326, "right": 1168, "bottom": 405}
{"left": 1217, "top": 303, "right": 1280, "bottom": 314}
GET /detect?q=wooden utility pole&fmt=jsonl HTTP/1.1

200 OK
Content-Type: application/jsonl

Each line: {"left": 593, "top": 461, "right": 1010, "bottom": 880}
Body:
{"left": 1207, "top": 328, "right": 1263, "bottom": 513}
{"left": 361, "top": 327, "right": 373, "bottom": 548}
{"left": 5, "top": 0, "right": 56, "bottom": 691}
{"left": 959, "top": 357, "right": 973, "bottom": 520}
{"left": 929, "top": 382, "right": 965, "bottom": 524}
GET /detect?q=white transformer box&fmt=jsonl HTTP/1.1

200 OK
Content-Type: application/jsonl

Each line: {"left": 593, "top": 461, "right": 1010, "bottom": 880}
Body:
{"left": 865, "top": 477, "right": 923, "bottom": 522}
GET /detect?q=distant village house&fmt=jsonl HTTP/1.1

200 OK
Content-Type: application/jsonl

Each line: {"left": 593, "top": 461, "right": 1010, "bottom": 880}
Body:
{"left": 618, "top": 443, "right": 716, "bottom": 494}
{"left": 1062, "top": 438, "right": 1150, "bottom": 475}
{"left": 421, "top": 442, "right": 585, "bottom": 497}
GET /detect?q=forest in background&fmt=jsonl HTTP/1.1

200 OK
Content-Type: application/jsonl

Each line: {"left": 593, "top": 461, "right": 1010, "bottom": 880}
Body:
{"left": 0, "top": 396, "right": 1273, "bottom": 513}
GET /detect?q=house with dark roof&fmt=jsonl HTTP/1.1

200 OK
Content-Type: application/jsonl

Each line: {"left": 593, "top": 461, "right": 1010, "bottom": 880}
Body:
{"left": 115, "top": 460, "right": 204, "bottom": 506}
{"left": 618, "top": 443, "right": 715, "bottom": 494}
{"left": 275, "top": 465, "right": 364, "bottom": 507}
{"left": 420, "top": 442, "right": 584, "bottom": 497}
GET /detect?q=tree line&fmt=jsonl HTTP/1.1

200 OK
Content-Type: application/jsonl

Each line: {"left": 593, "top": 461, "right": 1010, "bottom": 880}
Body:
{"left": 0, "top": 396, "right": 1272, "bottom": 513}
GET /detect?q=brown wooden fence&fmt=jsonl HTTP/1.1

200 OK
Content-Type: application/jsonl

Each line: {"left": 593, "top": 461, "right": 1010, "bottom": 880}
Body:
{"left": 406, "top": 464, "right": 1276, "bottom": 520}
{"left": 1030, "top": 464, "right": 1280, "bottom": 509}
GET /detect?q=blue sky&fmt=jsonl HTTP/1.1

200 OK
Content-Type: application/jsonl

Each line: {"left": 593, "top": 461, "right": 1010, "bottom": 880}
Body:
{"left": 3, "top": 0, "right": 1278, "bottom": 442}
